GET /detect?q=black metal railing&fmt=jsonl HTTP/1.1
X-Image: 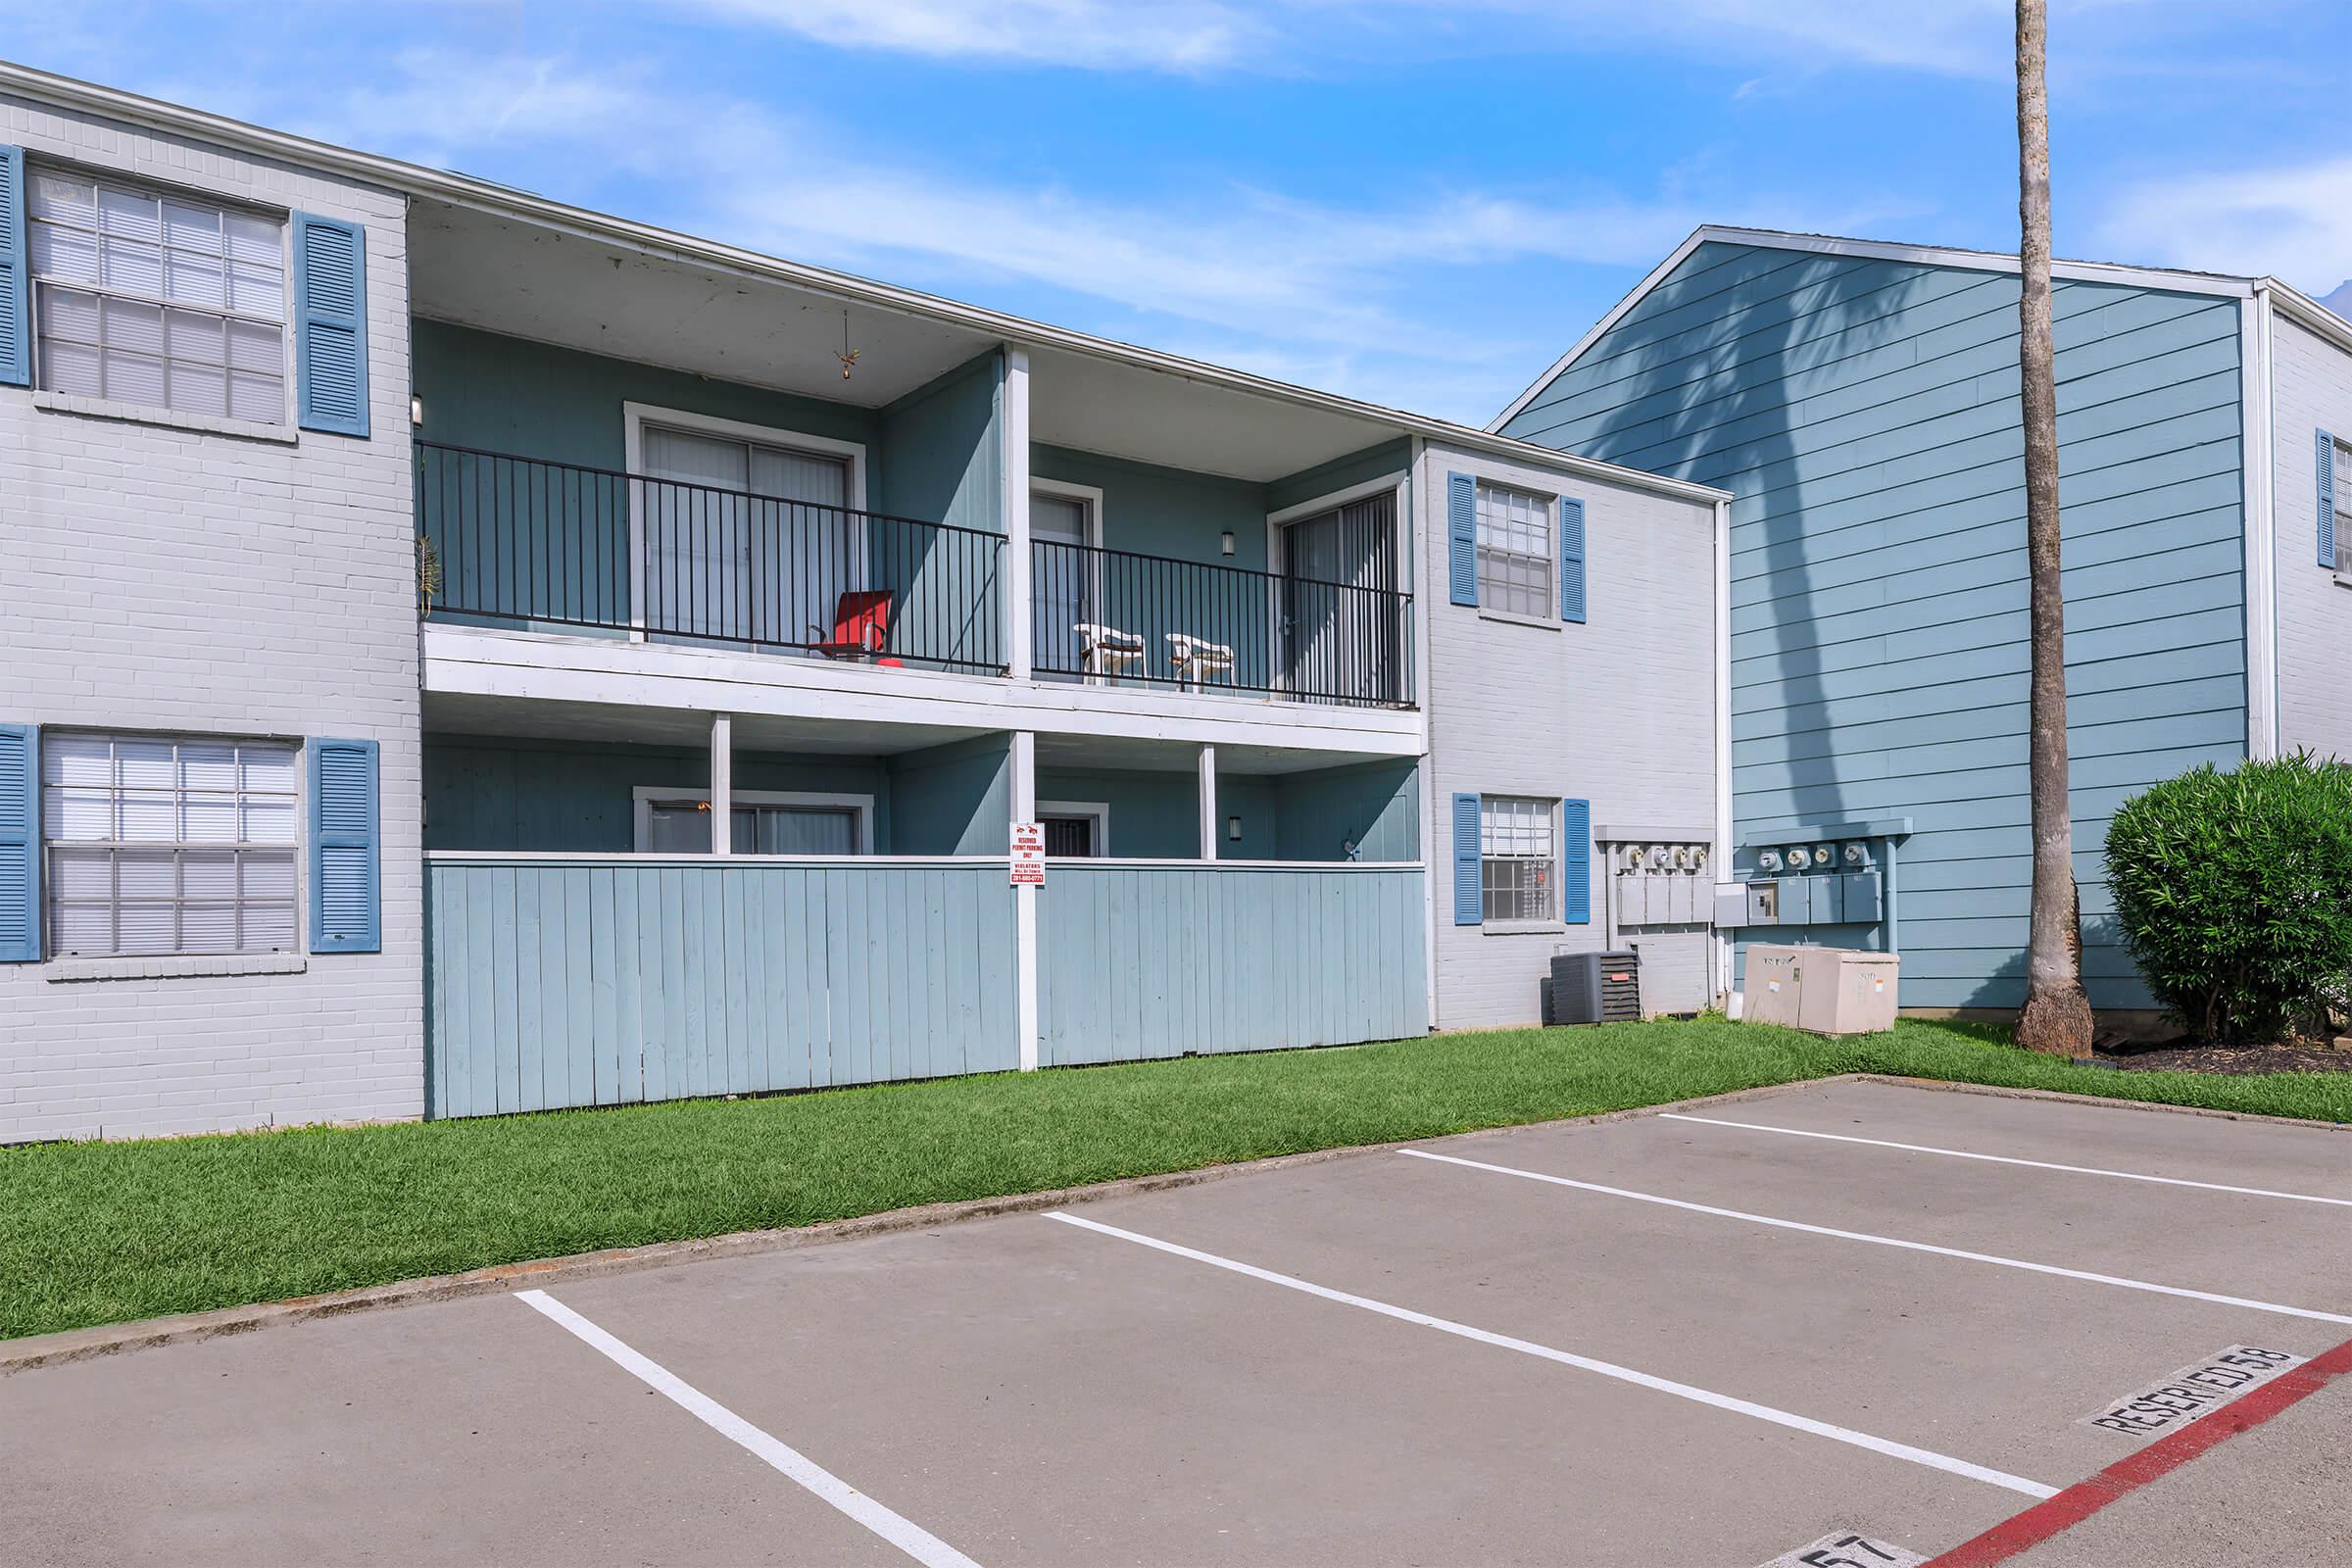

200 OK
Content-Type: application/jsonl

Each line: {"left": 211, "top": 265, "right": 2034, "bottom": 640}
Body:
{"left": 415, "top": 442, "right": 1006, "bottom": 675}
{"left": 1031, "top": 539, "right": 1414, "bottom": 708}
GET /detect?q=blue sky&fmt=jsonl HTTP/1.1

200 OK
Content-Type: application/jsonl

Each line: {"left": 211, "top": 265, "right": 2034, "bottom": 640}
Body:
{"left": 14, "top": 2, "right": 2350, "bottom": 423}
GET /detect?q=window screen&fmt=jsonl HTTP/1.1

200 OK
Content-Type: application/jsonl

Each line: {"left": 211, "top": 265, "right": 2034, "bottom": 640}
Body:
{"left": 1480, "top": 795, "right": 1556, "bottom": 922}
{"left": 1476, "top": 482, "right": 1553, "bottom": 618}
{"left": 43, "top": 733, "right": 300, "bottom": 956}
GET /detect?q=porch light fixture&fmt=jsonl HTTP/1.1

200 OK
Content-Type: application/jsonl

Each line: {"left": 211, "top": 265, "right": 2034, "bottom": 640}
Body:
{"left": 409, "top": 394, "right": 424, "bottom": 427}
{"left": 1219, "top": 531, "right": 1236, "bottom": 556}
{"left": 1226, "top": 814, "right": 1242, "bottom": 841}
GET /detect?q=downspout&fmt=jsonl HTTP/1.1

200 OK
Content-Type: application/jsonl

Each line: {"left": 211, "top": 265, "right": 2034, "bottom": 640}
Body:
{"left": 2246, "top": 285, "right": 2281, "bottom": 759}
{"left": 1711, "top": 494, "right": 1734, "bottom": 1006}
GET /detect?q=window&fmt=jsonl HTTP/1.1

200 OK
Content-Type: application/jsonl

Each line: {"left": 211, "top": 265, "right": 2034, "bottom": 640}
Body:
{"left": 2335, "top": 440, "right": 2352, "bottom": 573}
{"left": 1037, "top": 801, "right": 1110, "bottom": 858}
{"left": 43, "top": 734, "right": 300, "bottom": 957}
{"left": 26, "top": 170, "right": 287, "bottom": 423}
{"left": 1480, "top": 795, "right": 1555, "bottom": 922}
{"left": 635, "top": 790, "right": 870, "bottom": 855}
{"left": 1476, "top": 482, "right": 1553, "bottom": 618}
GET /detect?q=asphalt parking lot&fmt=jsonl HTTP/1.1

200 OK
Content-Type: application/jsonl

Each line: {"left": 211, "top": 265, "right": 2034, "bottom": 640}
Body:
{"left": 5, "top": 1079, "right": 2348, "bottom": 1566}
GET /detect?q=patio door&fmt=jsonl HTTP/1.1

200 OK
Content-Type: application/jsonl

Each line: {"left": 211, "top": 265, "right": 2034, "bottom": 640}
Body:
{"left": 640, "top": 422, "right": 855, "bottom": 650}
{"left": 644, "top": 799, "right": 861, "bottom": 854}
{"left": 1279, "top": 490, "right": 1399, "bottom": 703}
{"left": 1030, "top": 490, "right": 1094, "bottom": 682}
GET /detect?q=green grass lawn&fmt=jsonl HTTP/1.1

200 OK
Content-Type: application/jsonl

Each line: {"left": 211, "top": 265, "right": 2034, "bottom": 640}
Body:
{"left": 5, "top": 1016, "right": 2348, "bottom": 1343}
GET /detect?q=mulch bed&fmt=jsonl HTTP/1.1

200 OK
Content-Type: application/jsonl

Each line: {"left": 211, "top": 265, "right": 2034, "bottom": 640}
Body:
{"left": 2093, "top": 1038, "right": 2352, "bottom": 1076}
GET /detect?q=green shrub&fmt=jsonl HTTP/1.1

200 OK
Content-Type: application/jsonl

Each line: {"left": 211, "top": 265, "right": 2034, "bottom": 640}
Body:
{"left": 2106, "top": 753, "right": 2352, "bottom": 1041}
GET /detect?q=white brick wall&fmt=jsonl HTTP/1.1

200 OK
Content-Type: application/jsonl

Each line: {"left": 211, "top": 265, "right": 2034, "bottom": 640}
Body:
{"left": 1417, "top": 441, "right": 1720, "bottom": 1029}
{"left": 2268, "top": 314, "right": 2352, "bottom": 761}
{"left": 0, "top": 93, "right": 420, "bottom": 1141}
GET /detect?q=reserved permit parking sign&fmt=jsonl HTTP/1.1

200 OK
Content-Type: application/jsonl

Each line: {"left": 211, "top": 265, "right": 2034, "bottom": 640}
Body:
{"left": 2082, "top": 1346, "right": 2306, "bottom": 1439}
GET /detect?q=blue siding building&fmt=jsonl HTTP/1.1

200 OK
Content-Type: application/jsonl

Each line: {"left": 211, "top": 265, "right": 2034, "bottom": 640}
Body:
{"left": 1497, "top": 226, "right": 2352, "bottom": 1017}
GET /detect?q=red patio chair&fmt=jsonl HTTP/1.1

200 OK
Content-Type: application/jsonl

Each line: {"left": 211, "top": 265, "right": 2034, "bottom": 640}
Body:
{"left": 809, "top": 590, "right": 902, "bottom": 666}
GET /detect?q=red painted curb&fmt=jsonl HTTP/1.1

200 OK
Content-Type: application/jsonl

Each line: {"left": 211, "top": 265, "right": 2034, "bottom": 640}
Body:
{"left": 1926, "top": 1334, "right": 2352, "bottom": 1566}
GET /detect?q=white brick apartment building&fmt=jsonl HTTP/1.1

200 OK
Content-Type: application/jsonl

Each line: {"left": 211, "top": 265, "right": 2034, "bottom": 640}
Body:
{"left": 0, "top": 64, "right": 1739, "bottom": 1141}
{"left": 0, "top": 83, "right": 418, "bottom": 1141}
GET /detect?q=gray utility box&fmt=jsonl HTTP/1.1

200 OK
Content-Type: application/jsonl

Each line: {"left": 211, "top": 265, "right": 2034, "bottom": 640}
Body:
{"left": 1741, "top": 945, "right": 1900, "bottom": 1036}
{"left": 1725, "top": 872, "right": 1885, "bottom": 928}
{"left": 1544, "top": 951, "right": 1642, "bottom": 1025}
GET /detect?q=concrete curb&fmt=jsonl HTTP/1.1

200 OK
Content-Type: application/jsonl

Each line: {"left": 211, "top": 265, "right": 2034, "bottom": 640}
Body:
{"left": 0, "top": 1075, "right": 1839, "bottom": 1375}
{"left": 7, "top": 1069, "right": 2343, "bottom": 1375}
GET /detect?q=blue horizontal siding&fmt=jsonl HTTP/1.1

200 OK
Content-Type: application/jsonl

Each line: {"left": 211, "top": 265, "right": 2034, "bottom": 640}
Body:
{"left": 1506, "top": 239, "right": 2247, "bottom": 1009}
{"left": 426, "top": 858, "right": 1018, "bottom": 1117}
{"left": 1037, "top": 864, "right": 1427, "bottom": 1064}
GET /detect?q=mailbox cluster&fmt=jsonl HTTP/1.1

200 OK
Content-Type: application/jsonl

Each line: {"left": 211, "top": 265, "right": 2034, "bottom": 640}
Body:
{"left": 1609, "top": 840, "right": 1712, "bottom": 927}
{"left": 1723, "top": 840, "right": 1884, "bottom": 928}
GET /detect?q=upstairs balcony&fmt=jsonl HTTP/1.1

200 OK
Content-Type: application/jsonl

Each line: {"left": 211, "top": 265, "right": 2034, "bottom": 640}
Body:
{"left": 416, "top": 442, "right": 1415, "bottom": 711}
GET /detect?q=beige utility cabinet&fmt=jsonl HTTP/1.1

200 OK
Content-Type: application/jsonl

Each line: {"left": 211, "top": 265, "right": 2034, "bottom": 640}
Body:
{"left": 1742, "top": 944, "right": 1900, "bottom": 1036}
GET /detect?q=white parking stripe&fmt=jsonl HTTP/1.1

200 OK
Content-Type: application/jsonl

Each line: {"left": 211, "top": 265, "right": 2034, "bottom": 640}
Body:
{"left": 515, "top": 1290, "right": 984, "bottom": 1568}
{"left": 1659, "top": 1112, "right": 2352, "bottom": 1209}
{"left": 1043, "top": 1210, "right": 2058, "bottom": 1499}
{"left": 1398, "top": 1148, "right": 2352, "bottom": 1326}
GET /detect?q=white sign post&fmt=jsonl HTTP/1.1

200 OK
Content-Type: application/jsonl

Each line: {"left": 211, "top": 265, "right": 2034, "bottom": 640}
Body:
{"left": 1010, "top": 821, "right": 1047, "bottom": 885}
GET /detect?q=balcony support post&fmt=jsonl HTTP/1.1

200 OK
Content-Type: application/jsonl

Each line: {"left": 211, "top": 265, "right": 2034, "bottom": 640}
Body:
{"left": 710, "top": 710, "right": 733, "bottom": 856}
{"left": 1011, "top": 729, "right": 1040, "bottom": 1069}
{"left": 1004, "top": 346, "right": 1033, "bottom": 680}
{"left": 1198, "top": 743, "right": 1218, "bottom": 862}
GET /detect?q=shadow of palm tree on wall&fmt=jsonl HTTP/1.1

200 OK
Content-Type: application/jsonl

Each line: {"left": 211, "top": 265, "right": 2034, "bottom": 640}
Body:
{"left": 1569, "top": 249, "right": 1915, "bottom": 948}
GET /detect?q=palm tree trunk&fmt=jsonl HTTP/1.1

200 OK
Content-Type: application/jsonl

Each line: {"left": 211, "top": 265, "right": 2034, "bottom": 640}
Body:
{"left": 2014, "top": 0, "right": 2095, "bottom": 1056}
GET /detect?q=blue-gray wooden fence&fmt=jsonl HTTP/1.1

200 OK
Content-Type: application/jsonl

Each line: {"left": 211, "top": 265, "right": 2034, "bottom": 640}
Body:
{"left": 426, "top": 856, "right": 1430, "bottom": 1117}
{"left": 425, "top": 856, "right": 1017, "bottom": 1117}
{"left": 1036, "top": 863, "right": 1427, "bottom": 1065}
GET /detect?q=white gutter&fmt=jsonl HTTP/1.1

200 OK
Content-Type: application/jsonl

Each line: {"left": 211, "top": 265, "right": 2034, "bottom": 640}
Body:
{"left": 1711, "top": 494, "right": 1734, "bottom": 1005}
{"left": 0, "top": 60, "right": 1727, "bottom": 509}
{"left": 2243, "top": 284, "right": 2281, "bottom": 760}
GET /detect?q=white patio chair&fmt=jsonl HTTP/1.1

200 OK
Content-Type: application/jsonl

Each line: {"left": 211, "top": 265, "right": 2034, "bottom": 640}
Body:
{"left": 1166, "top": 632, "right": 1237, "bottom": 693}
{"left": 1074, "top": 622, "right": 1146, "bottom": 684}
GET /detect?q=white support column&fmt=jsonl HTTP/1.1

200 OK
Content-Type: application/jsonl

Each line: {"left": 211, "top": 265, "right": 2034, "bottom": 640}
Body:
{"left": 710, "top": 711, "right": 733, "bottom": 856}
{"left": 1004, "top": 346, "right": 1034, "bottom": 681}
{"left": 1011, "top": 729, "right": 1040, "bottom": 1070}
{"left": 1198, "top": 743, "right": 1218, "bottom": 861}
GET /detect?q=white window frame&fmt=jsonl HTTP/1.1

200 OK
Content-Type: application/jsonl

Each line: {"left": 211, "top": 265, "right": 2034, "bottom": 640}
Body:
{"left": 1474, "top": 480, "right": 1557, "bottom": 625}
{"left": 1035, "top": 799, "right": 1111, "bottom": 858}
{"left": 24, "top": 163, "right": 294, "bottom": 428}
{"left": 620, "top": 402, "right": 870, "bottom": 637}
{"left": 41, "top": 729, "right": 306, "bottom": 959}
{"left": 630, "top": 785, "right": 876, "bottom": 855}
{"left": 1031, "top": 477, "right": 1107, "bottom": 682}
{"left": 1479, "top": 794, "right": 1559, "bottom": 926}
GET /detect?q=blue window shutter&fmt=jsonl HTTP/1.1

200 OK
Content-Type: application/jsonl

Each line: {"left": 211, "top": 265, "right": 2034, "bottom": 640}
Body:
{"left": 0, "top": 723, "right": 37, "bottom": 962}
{"left": 0, "top": 145, "right": 27, "bottom": 388}
{"left": 293, "top": 213, "right": 369, "bottom": 436}
{"left": 310, "top": 738, "right": 380, "bottom": 953}
{"left": 1446, "top": 471, "right": 1478, "bottom": 607}
{"left": 1558, "top": 497, "right": 1587, "bottom": 623}
{"left": 1560, "top": 798, "right": 1591, "bottom": 925}
{"left": 1451, "top": 792, "right": 1483, "bottom": 925}
{"left": 2320, "top": 430, "right": 2337, "bottom": 569}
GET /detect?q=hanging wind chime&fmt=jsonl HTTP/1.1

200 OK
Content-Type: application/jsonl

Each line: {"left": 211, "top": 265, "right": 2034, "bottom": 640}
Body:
{"left": 835, "top": 310, "right": 859, "bottom": 380}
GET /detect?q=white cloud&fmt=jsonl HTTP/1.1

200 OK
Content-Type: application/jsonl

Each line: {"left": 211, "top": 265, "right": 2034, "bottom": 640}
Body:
{"left": 683, "top": 0, "right": 1266, "bottom": 70}
{"left": 2095, "top": 158, "right": 2352, "bottom": 291}
{"left": 661, "top": 0, "right": 2067, "bottom": 77}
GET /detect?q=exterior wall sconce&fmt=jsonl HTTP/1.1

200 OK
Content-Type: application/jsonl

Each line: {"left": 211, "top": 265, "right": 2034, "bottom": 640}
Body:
{"left": 1226, "top": 814, "right": 1243, "bottom": 841}
{"left": 410, "top": 394, "right": 424, "bottom": 427}
{"left": 1219, "top": 531, "right": 1236, "bottom": 556}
